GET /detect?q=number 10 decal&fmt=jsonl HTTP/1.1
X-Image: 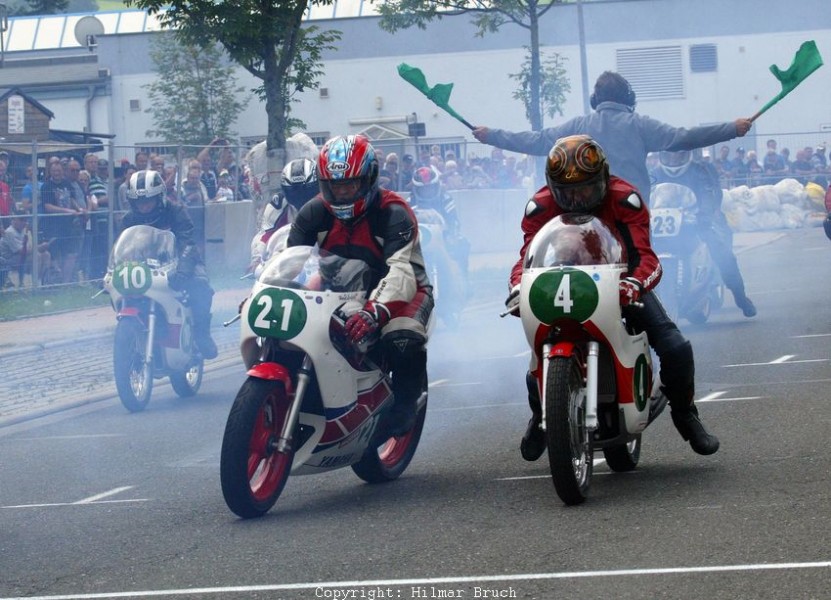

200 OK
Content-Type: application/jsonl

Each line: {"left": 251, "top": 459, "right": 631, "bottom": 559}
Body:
{"left": 248, "top": 288, "right": 308, "bottom": 339}
{"left": 528, "top": 268, "right": 599, "bottom": 323}
{"left": 113, "top": 262, "right": 152, "bottom": 295}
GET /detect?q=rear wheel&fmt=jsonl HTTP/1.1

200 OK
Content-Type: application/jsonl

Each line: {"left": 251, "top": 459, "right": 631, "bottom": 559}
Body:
{"left": 352, "top": 376, "right": 428, "bottom": 483}
{"left": 113, "top": 319, "right": 153, "bottom": 413}
{"left": 602, "top": 436, "right": 641, "bottom": 472}
{"left": 169, "top": 359, "right": 204, "bottom": 397}
{"left": 220, "top": 378, "right": 293, "bottom": 518}
{"left": 545, "top": 356, "right": 592, "bottom": 505}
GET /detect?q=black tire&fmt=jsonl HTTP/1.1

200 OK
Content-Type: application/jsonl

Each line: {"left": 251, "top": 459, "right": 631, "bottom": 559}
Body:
{"left": 220, "top": 378, "right": 294, "bottom": 518}
{"left": 545, "top": 356, "right": 592, "bottom": 505}
{"left": 169, "top": 359, "right": 204, "bottom": 397}
{"left": 113, "top": 319, "right": 153, "bottom": 413}
{"left": 351, "top": 376, "right": 427, "bottom": 484}
{"left": 603, "top": 436, "right": 641, "bottom": 472}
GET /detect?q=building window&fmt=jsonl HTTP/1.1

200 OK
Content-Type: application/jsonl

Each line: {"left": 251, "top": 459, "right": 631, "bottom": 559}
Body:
{"left": 616, "top": 45, "right": 684, "bottom": 101}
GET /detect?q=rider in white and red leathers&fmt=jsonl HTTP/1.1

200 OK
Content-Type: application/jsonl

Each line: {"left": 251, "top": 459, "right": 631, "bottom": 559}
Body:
{"left": 288, "top": 135, "right": 434, "bottom": 437}
{"left": 506, "top": 135, "right": 719, "bottom": 461}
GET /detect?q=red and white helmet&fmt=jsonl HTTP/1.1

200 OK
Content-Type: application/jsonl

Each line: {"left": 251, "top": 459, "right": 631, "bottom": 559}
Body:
{"left": 411, "top": 166, "right": 442, "bottom": 202}
{"left": 317, "top": 135, "right": 379, "bottom": 220}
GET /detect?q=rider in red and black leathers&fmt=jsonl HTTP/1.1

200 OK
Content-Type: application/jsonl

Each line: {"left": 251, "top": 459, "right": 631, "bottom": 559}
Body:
{"left": 287, "top": 135, "right": 434, "bottom": 437}
{"left": 506, "top": 135, "right": 719, "bottom": 460}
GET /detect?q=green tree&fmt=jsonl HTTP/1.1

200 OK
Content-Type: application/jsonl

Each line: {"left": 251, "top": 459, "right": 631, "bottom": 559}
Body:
{"left": 143, "top": 33, "right": 250, "bottom": 146}
{"left": 509, "top": 47, "right": 570, "bottom": 124}
{"left": 375, "top": 0, "right": 568, "bottom": 132}
{"left": 23, "top": 0, "right": 69, "bottom": 14}
{"left": 127, "top": 0, "right": 341, "bottom": 191}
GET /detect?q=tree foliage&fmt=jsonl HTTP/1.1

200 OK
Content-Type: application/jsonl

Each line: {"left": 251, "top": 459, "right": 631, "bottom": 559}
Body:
{"left": 127, "top": 0, "right": 341, "bottom": 155}
{"left": 143, "top": 33, "right": 250, "bottom": 146}
{"left": 509, "top": 47, "right": 570, "bottom": 123}
{"left": 375, "top": 0, "right": 567, "bottom": 132}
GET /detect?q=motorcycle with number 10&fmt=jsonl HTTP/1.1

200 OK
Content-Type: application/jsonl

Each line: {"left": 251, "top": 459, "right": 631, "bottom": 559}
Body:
{"left": 103, "top": 225, "right": 204, "bottom": 413}
{"left": 515, "top": 214, "right": 667, "bottom": 505}
{"left": 220, "top": 245, "right": 428, "bottom": 519}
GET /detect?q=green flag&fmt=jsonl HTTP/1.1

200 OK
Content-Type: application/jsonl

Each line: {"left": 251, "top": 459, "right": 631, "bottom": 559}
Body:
{"left": 397, "top": 63, "right": 474, "bottom": 129}
{"left": 756, "top": 41, "right": 823, "bottom": 118}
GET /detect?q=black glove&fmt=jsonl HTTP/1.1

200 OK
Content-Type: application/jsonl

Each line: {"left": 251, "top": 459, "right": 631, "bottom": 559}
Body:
{"left": 177, "top": 244, "right": 199, "bottom": 277}
{"left": 167, "top": 270, "right": 188, "bottom": 291}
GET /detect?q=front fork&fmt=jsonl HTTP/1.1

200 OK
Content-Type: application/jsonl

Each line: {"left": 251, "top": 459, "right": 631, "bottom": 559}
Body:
{"left": 142, "top": 301, "right": 157, "bottom": 382}
{"left": 273, "top": 354, "right": 312, "bottom": 455}
{"left": 540, "top": 340, "right": 599, "bottom": 432}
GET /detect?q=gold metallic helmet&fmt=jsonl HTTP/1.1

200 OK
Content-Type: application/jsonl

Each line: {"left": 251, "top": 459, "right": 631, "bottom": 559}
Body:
{"left": 545, "top": 135, "right": 609, "bottom": 213}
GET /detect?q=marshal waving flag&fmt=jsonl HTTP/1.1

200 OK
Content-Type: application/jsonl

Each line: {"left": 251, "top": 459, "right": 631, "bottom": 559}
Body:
{"left": 752, "top": 40, "right": 824, "bottom": 121}
{"left": 397, "top": 63, "right": 474, "bottom": 130}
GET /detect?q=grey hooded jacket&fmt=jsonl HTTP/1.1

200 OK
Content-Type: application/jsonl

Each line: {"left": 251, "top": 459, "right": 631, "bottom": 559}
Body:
{"left": 483, "top": 101, "right": 739, "bottom": 204}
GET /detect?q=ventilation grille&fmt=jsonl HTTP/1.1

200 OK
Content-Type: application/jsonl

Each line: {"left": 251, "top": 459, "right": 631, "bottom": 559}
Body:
{"left": 319, "top": 88, "right": 329, "bottom": 99}
{"left": 690, "top": 44, "right": 718, "bottom": 72}
{"left": 129, "top": 99, "right": 141, "bottom": 111}
{"left": 616, "top": 46, "right": 684, "bottom": 101}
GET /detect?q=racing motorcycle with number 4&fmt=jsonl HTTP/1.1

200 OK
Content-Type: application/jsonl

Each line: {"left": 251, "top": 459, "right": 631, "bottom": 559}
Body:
{"left": 515, "top": 214, "right": 666, "bottom": 505}
{"left": 220, "top": 245, "right": 428, "bottom": 519}
{"left": 649, "top": 182, "right": 723, "bottom": 324}
{"left": 103, "top": 225, "right": 204, "bottom": 412}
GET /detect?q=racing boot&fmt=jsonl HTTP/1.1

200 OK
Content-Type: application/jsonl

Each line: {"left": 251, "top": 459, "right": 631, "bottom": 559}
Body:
{"left": 520, "top": 372, "right": 546, "bottom": 461}
{"left": 734, "top": 294, "right": 757, "bottom": 318}
{"left": 666, "top": 389, "right": 719, "bottom": 455}
{"left": 383, "top": 343, "right": 427, "bottom": 439}
{"left": 193, "top": 314, "right": 218, "bottom": 360}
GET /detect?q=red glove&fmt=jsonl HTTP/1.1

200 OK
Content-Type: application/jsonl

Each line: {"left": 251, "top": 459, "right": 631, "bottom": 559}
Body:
{"left": 619, "top": 277, "right": 642, "bottom": 306}
{"left": 345, "top": 301, "right": 391, "bottom": 345}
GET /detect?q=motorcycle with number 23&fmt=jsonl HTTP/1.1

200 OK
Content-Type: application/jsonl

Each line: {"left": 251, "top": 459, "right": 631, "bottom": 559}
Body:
{"left": 513, "top": 214, "right": 667, "bottom": 505}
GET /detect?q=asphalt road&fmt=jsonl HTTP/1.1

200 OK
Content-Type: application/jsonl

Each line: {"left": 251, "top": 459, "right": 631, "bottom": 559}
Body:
{"left": 0, "top": 228, "right": 829, "bottom": 600}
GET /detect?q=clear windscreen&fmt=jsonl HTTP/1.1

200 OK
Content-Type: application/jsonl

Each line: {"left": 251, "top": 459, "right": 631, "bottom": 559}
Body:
{"left": 524, "top": 213, "right": 624, "bottom": 269}
{"left": 110, "top": 224, "right": 176, "bottom": 268}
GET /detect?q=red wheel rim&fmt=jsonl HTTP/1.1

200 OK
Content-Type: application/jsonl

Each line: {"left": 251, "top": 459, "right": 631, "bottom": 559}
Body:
{"left": 247, "top": 391, "right": 291, "bottom": 501}
{"left": 378, "top": 429, "right": 413, "bottom": 467}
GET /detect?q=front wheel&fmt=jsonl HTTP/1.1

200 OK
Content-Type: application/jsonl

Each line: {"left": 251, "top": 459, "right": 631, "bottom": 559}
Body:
{"left": 169, "top": 359, "right": 204, "bottom": 398}
{"left": 220, "top": 378, "right": 294, "bottom": 518}
{"left": 113, "top": 319, "right": 153, "bottom": 413}
{"left": 351, "top": 377, "right": 428, "bottom": 484}
{"left": 545, "top": 356, "right": 592, "bottom": 505}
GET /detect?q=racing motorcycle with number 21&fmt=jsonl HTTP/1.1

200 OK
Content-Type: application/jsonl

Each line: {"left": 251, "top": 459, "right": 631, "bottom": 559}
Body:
{"left": 220, "top": 244, "right": 428, "bottom": 518}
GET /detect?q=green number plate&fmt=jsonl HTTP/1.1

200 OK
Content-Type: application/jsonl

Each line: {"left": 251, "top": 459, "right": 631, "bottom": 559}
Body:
{"left": 247, "top": 288, "right": 308, "bottom": 339}
{"left": 528, "top": 269, "right": 599, "bottom": 323}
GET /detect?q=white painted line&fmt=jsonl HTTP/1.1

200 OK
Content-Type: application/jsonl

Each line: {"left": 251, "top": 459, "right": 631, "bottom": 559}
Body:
{"left": 2, "top": 561, "right": 829, "bottom": 599}
{"left": 697, "top": 391, "right": 726, "bottom": 402}
{"left": 428, "top": 379, "right": 450, "bottom": 388}
{"left": 697, "top": 396, "right": 763, "bottom": 403}
{"left": 770, "top": 355, "right": 796, "bottom": 364}
{"left": 74, "top": 486, "right": 134, "bottom": 504}
{"left": 2, "top": 499, "right": 148, "bottom": 509}
{"left": 792, "top": 333, "right": 831, "bottom": 338}
{"left": 431, "top": 402, "right": 523, "bottom": 412}
{"left": 724, "top": 358, "right": 827, "bottom": 367}
{"left": 16, "top": 434, "right": 125, "bottom": 441}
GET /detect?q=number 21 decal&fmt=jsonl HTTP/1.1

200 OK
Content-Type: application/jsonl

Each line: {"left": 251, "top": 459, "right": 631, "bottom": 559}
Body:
{"left": 248, "top": 289, "right": 307, "bottom": 339}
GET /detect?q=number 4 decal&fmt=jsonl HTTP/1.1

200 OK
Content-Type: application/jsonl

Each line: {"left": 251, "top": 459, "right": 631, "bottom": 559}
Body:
{"left": 554, "top": 273, "right": 574, "bottom": 313}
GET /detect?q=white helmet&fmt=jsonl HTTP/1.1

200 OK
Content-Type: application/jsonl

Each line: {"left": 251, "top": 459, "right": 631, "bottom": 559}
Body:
{"left": 659, "top": 150, "right": 692, "bottom": 177}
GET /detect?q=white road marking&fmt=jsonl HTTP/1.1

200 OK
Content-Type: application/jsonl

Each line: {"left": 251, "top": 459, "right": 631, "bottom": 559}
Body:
{"left": 724, "top": 355, "right": 828, "bottom": 367}
{"left": 697, "top": 392, "right": 763, "bottom": 403}
{"left": 2, "top": 487, "right": 147, "bottom": 509}
{"left": 428, "top": 379, "right": 450, "bottom": 387}
{"left": 2, "top": 562, "right": 829, "bottom": 599}
{"left": 74, "top": 486, "right": 134, "bottom": 504}
{"left": 15, "top": 434, "right": 124, "bottom": 441}
{"left": 792, "top": 333, "right": 831, "bottom": 338}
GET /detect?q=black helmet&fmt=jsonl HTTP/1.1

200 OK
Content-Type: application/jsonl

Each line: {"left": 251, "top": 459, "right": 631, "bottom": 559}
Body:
{"left": 127, "top": 170, "right": 166, "bottom": 224}
{"left": 280, "top": 158, "right": 318, "bottom": 209}
{"left": 545, "top": 135, "right": 610, "bottom": 213}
